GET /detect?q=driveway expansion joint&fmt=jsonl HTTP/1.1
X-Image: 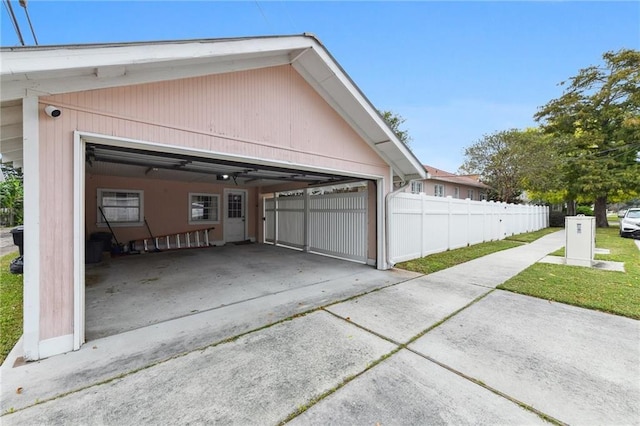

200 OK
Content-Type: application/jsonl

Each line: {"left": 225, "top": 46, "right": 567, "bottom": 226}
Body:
{"left": 405, "top": 346, "right": 567, "bottom": 426}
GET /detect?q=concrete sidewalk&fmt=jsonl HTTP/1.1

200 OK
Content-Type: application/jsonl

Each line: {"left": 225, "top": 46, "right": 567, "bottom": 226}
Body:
{"left": 2, "top": 230, "right": 639, "bottom": 425}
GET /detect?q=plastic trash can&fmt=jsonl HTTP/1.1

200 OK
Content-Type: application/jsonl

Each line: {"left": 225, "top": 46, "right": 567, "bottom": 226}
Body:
{"left": 85, "top": 240, "right": 103, "bottom": 264}
{"left": 90, "top": 232, "right": 113, "bottom": 252}
{"left": 10, "top": 226, "right": 24, "bottom": 256}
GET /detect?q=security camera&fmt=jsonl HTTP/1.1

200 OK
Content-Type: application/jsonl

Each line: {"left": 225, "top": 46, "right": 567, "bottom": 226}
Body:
{"left": 44, "top": 105, "right": 61, "bottom": 118}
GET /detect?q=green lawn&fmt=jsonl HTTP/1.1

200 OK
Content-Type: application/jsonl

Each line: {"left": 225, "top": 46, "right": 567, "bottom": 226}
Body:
{"left": 0, "top": 251, "right": 23, "bottom": 365}
{"left": 396, "top": 227, "right": 563, "bottom": 275}
{"left": 504, "top": 227, "right": 559, "bottom": 243}
{"left": 396, "top": 240, "right": 523, "bottom": 275}
{"left": 499, "top": 227, "right": 640, "bottom": 319}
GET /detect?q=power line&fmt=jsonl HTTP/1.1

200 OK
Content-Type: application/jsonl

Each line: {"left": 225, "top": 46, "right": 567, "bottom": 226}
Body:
{"left": 254, "top": 1, "right": 272, "bottom": 31}
{"left": 19, "top": 0, "right": 38, "bottom": 45}
{"left": 3, "top": 0, "right": 25, "bottom": 46}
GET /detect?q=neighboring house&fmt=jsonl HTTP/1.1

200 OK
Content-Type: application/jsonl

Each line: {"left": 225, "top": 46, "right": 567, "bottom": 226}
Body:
{"left": 0, "top": 35, "right": 426, "bottom": 360}
{"left": 409, "top": 165, "right": 491, "bottom": 201}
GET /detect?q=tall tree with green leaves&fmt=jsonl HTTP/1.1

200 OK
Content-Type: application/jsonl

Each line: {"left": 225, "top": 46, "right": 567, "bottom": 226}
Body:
{"left": 459, "top": 129, "right": 553, "bottom": 203}
{"left": 535, "top": 49, "right": 640, "bottom": 227}
{"left": 380, "top": 110, "right": 412, "bottom": 146}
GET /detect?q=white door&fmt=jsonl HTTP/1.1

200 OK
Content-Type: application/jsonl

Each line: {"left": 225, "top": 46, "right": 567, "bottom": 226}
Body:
{"left": 224, "top": 190, "right": 247, "bottom": 242}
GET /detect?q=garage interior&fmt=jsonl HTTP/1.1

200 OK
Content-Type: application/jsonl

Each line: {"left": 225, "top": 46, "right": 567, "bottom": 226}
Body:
{"left": 84, "top": 140, "right": 378, "bottom": 341}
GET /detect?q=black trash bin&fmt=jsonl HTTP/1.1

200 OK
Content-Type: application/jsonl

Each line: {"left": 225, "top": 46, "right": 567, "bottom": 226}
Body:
{"left": 90, "top": 232, "right": 113, "bottom": 252}
{"left": 10, "top": 226, "right": 24, "bottom": 256}
{"left": 85, "top": 240, "right": 103, "bottom": 264}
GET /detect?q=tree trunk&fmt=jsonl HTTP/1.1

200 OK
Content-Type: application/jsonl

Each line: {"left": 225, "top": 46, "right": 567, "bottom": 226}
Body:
{"left": 567, "top": 200, "right": 577, "bottom": 216}
{"left": 594, "top": 196, "right": 608, "bottom": 228}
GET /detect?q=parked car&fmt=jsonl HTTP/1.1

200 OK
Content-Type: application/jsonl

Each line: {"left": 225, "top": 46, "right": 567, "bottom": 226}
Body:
{"left": 619, "top": 208, "right": 640, "bottom": 238}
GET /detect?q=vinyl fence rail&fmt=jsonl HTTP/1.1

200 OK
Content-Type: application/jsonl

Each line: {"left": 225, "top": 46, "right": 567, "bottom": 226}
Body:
{"left": 388, "top": 193, "right": 549, "bottom": 264}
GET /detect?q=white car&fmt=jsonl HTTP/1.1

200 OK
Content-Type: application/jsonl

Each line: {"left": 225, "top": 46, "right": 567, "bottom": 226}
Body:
{"left": 619, "top": 208, "right": 640, "bottom": 238}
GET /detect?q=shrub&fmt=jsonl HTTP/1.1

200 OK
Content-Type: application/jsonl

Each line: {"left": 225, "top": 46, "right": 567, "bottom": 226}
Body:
{"left": 576, "top": 205, "right": 594, "bottom": 216}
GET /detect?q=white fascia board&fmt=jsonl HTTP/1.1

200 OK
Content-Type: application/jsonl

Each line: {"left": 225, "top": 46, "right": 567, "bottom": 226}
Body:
{"left": 0, "top": 37, "right": 314, "bottom": 76}
{"left": 1, "top": 53, "right": 292, "bottom": 102}
{"left": 292, "top": 63, "right": 406, "bottom": 181}
{"left": 294, "top": 46, "right": 425, "bottom": 181}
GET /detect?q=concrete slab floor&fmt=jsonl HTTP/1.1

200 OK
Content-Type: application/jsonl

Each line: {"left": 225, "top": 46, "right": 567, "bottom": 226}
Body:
{"left": 85, "top": 243, "right": 407, "bottom": 340}
{"left": 2, "top": 311, "right": 396, "bottom": 425}
{"left": 290, "top": 349, "right": 547, "bottom": 425}
{"left": 327, "top": 275, "right": 490, "bottom": 344}
{"left": 2, "top": 246, "right": 418, "bottom": 413}
{"left": 410, "top": 290, "right": 640, "bottom": 425}
{"left": 539, "top": 255, "right": 625, "bottom": 272}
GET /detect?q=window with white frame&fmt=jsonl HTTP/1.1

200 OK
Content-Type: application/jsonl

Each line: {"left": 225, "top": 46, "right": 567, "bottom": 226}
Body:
{"left": 410, "top": 181, "right": 423, "bottom": 194}
{"left": 454, "top": 187, "right": 460, "bottom": 199}
{"left": 467, "top": 189, "right": 474, "bottom": 200}
{"left": 189, "top": 193, "right": 220, "bottom": 224}
{"left": 97, "top": 189, "right": 143, "bottom": 226}
{"left": 434, "top": 184, "right": 445, "bottom": 197}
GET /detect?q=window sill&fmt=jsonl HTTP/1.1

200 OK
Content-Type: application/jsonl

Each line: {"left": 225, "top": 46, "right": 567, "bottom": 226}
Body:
{"left": 97, "top": 222, "right": 144, "bottom": 228}
{"left": 188, "top": 220, "right": 219, "bottom": 226}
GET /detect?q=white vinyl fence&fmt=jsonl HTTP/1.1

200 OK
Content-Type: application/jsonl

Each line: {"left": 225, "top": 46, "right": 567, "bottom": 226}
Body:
{"left": 388, "top": 193, "right": 549, "bottom": 264}
{"left": 264, "top": 191, "right": 368, "bottom": 263}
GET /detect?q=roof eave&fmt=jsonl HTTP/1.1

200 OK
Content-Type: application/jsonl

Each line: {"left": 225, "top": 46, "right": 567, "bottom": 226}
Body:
{"left": 0, "top": 35, "right": 426, "bottom": 180}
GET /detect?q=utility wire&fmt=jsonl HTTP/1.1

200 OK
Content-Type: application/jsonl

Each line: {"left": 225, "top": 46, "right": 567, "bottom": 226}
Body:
{"left": 19, "top": 0, "right": 38, "bottom": 45}
{"left": 3, "top": 0, "right": 25, "bottom": 45}
{"left": 254, "top": 1, "right": 272, "bottom": 32}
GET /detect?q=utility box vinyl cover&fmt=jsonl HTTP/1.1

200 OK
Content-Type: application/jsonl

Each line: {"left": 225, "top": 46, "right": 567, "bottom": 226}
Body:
{"left": 565, "top": 216, "right": 596, "bottom": 267}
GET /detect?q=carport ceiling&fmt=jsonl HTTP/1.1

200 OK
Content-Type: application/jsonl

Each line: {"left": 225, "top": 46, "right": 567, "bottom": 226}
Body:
{"left": 86, "top": 144, "right": 355, "bottom": 187}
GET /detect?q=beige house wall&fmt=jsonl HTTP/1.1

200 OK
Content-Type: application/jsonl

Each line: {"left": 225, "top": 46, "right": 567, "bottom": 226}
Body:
{"left": 418, "top": 180, "right": 487, "bottom": 200}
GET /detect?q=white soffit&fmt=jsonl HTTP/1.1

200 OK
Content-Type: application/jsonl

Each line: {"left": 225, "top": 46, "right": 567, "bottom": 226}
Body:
{"left": 0, "top": 35, "right": 425, "bottom": 180}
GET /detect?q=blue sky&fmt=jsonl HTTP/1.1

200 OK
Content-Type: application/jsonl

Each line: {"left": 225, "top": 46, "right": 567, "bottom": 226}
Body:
{"left": 2, "top": 1, "right": 638, "bottom": 172}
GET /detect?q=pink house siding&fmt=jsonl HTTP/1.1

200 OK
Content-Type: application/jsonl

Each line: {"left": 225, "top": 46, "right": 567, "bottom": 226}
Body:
{"left": 37, "top": 65, "right": 391, "bottom": 340}
{"left": 85, "top": 175, "right": 256, "bottom": 244}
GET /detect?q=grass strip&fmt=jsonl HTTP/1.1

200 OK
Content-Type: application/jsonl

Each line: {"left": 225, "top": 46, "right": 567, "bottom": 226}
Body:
{"left": 504, "top": 227, "right": 560, "bottom": 243}
{"left": 396, "top": 240, "right": 521, "bottom": 275}
{"left": 0, "top": 251, "right": 22, "bottom": 365}
{"left": 499, "top": 227, "right": 640, "bottom": 319}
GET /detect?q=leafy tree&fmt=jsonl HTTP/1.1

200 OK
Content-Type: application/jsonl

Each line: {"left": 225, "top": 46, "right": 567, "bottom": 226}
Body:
{"left": 380, "top": 110, "right": 412, "bottom": 146}
{"left": 459, "top": 129, "right": 552, "bottom": 203}
{"left": 535, "top": 49, "right": 640, "bottom": 227}
{"left": 0, "top": 163, "right": 24, "bottom": 226}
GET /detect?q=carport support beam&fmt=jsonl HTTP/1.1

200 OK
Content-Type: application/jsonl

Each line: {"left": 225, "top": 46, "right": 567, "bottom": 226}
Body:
{"left": 303, "top": 188, "right": 310, "bottom": 252}
{"left": 22, "top": 95, "right": 41, "bottom": 360}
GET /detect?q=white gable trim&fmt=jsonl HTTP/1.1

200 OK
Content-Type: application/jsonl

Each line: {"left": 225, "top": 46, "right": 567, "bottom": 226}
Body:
{"left": 1, "top": 35, "right": 426, "bottom": 180}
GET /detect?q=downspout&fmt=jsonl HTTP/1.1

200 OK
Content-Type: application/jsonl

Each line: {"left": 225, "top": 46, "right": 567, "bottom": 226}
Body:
{"left": 385, "top": 180, "right": 412, "bottom": 269}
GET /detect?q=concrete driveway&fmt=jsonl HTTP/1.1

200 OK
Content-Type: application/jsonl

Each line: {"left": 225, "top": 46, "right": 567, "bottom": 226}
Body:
{"left": 85, "top": 244, "right": 410, "bottom": 340}
{"left": 2, "top": 231, "right": 639, "bottom": 424}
